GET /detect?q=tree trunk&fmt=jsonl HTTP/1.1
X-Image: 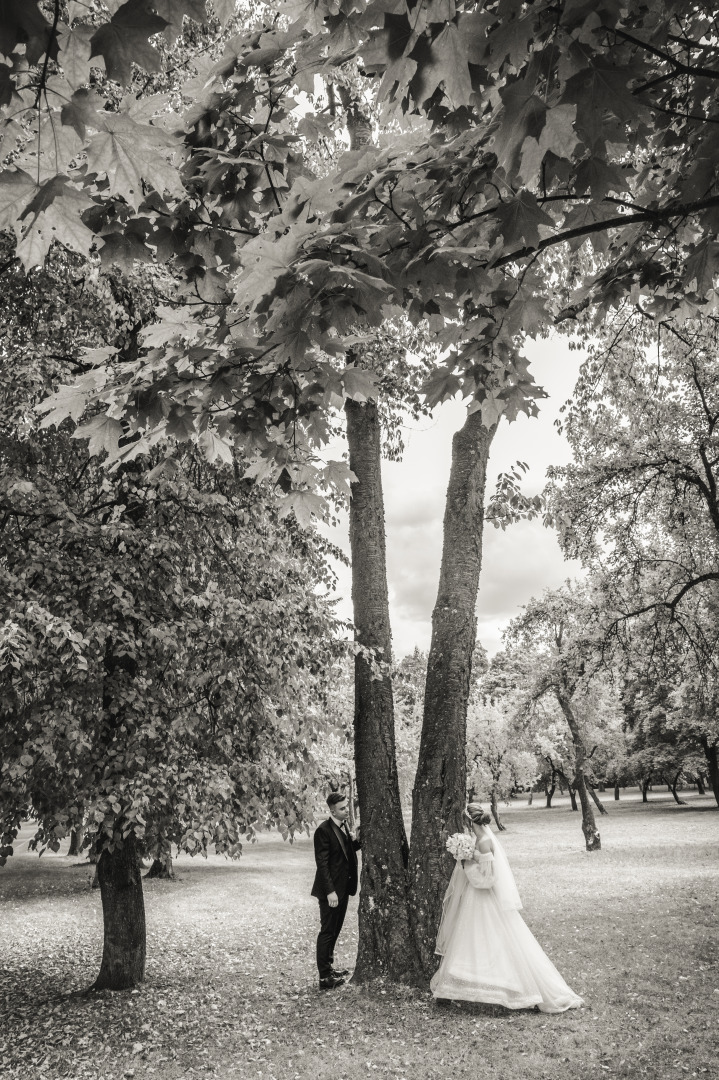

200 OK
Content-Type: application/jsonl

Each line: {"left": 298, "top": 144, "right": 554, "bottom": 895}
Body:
{"left": 346, "top": 399, "right": 423, "bottom": 984}
{"left": 527, "top": 790, "right": 533, "bottom": 806}
{"left": 568, "top": 781, "right": 578, "bottom": 812}
{"left": 545, "top": 772, "right": 556, "bottom": 808}
{"left": 696, "top": 773, "right": 706, "bottom": 795}
{"left": 642, "top": 777, "right": 650, "bottom": 803}
{"left": 556, "top": 693, "right": 601, "bottom": 850}
{"left": 93, "top": 834, "right": 146, "bottom": 991}
{"left": 614, "top": 780, "right": 620, "bottom": 801}
{"left": 490, "top": 788, "right": 505, "bottom": 831}
{"left": 700, "top": 737, "right": 719, "bottom": 807}
{"left": 145, "top": 852, "right": 174, "bottom": 879}
{"left": 670, "top": 770, "right": 687, "bottom": 806}
{"left": 586, "top": 778, "right": 608, "bottom": 816}
{"left": 408, "top": 412, "right": 496, "bottom": 977}
{"left": 68, "top": 823, "right": 85, "bottom": 857}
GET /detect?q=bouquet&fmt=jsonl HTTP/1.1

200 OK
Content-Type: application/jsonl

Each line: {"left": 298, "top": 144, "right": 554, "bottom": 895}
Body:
{"left": 445, "top": 832, "right": 476, "bottom": 861}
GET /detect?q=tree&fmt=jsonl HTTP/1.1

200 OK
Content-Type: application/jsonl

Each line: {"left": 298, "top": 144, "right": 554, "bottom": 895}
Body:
{"left": 506, "top": 584, "right": 607, "bottom": 851}
{"left": 0, "top": 247, "right": 342, "bottom": 989}
{"left": 466, "top": 699, "right": 537, "bottom": 830}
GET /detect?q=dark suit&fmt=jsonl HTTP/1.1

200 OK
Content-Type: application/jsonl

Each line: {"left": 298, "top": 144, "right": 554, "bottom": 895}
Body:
{"left": 311, "top": 817, "right": 360, "bottom": 979}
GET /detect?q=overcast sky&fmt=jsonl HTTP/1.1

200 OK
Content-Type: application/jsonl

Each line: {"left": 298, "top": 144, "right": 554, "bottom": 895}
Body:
{"left": 321, "top": 332, "right": 585, "bottom": 658}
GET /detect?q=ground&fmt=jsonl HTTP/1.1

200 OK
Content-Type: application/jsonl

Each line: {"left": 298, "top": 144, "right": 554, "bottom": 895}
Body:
{"left": 1, "top": 791, "right": 717, "bottom": 1080}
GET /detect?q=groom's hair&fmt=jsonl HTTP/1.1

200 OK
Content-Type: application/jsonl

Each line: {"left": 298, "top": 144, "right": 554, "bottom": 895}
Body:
{"left": 326, "top": 791, "right": 346, "bottom": 809}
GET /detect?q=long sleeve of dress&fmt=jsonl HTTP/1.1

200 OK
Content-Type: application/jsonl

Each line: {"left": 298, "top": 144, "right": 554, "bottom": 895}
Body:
{"left": 463, "top": 851, "right": 494, "bottom": 889}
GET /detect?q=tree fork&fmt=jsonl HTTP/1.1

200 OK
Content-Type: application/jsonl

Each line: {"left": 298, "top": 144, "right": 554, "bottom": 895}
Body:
{"left": 93, "top": 833, "right": 146, "bottom": 991}
{"left": 408, "top": 411, "right": 496, "bottom": 976}
{"left": 346, "top": 399, "right": 423, "bottom": 985}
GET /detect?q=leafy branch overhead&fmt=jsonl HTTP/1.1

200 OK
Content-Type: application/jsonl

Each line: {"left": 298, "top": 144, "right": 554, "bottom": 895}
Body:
{"left": 1, "top": 1, "right": 719, "bottom": 488}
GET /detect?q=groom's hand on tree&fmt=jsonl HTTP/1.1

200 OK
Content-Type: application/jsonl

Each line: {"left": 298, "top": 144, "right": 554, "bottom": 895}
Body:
{"left": 328, "top": 891, "right": 339, "bottom": 908}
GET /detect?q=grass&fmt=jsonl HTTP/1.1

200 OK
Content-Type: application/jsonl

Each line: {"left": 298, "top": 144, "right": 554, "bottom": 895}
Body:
{"left": 1, "top": 790, "right": 718, "bottom": 1080}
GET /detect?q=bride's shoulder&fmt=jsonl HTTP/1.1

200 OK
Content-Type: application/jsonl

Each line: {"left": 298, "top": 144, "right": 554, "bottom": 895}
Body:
{"left": 476, "top": 835, "right": 494, "bottom": 856}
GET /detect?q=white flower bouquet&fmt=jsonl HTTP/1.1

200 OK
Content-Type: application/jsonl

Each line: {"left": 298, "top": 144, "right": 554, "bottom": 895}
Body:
{"left": 445, "top": 832, "right": 476, "bottom": 861}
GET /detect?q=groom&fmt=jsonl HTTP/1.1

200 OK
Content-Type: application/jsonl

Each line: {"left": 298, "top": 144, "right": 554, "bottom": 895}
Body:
{"left": 311, "top": 791, "right": 361, "bottom": 990}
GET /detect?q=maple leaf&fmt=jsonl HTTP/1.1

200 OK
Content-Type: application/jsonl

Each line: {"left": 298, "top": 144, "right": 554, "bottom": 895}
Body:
{"left": 422, "top": 366, "right": 462, "bottom": 409}
{"left": 683, "top": 240, "right": 719, "bottom": 296}
{"left": 341, "top": 367, "right": 380, "bottom": 403}
{"left": 0, "top": 0, "right": 57, "bottom": 65}
{"left": 57, "top": 24, "right": 95, "bottom": 90}
{"left": 277, "top": 489, "right": 326, "bottom": 529}
{"left": 422, "top": 23, "right": 472, "bottom": 109}
{"left": 90, "top": 0, "right": 168, "bottom": 86}
{"left": 60, "top": 88, "right": 103, "bottom": 140}
{"left": 72, "top": 414, "right": 124, "bottom": 458}
{"left": 153, "top": 0, "right": 208, "bottom": 42}
{"left": 86, "top": 114, "right": 181, "bottom": 208}
{"left": 494, "top": 191, "right": 553, "bottom": 250}
{"left": 0, "top": 169, "right": 38, "bottom": 235}
{"left": 198, "top": 429, "right": 234, "bottom": 465}
{"left": 14, "top": 176, "right": 95, "bottom": 268}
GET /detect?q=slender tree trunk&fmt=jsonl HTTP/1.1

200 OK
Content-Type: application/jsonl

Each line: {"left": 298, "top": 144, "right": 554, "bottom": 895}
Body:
{"left": 568, "top": 781, "right": 578, "bottom": 812}
{"left": 545, "top": 771, "right": 556, "bottom": 808}
{"left": 670, "top": 770, "right": 687, "bottom": 806}
{"left": 490, "top": 787, "right": 505, "bottom": 831}
{"left": 614, "top": 779, "right": 620, "bottom": 801}
{"left": 145, "top": 852, "right": 174, "bottom": 879}
{"left": 642, "top": 777, "right": 650, "bottom": 803}
{"left": 586, "top": 778, "right": 608, "bottom": 816}
{"left": 346, "top": 399, "right": 423, "bottom": 984}
{"left": 68, "top": 822, "right": 85, "bottom": 857}
{"left": 700, "top": 737, "right": 719, "bottom": 807}
{"left": 408, "top": 412, "right": 496, "bottom": 977}
{"left": 93, "top": 834, "right": 146, "bottom": 991}
{"left": 696, "top": 773, "right": 706, "bottom": 795}
{"left": 527, "top": 790, "right": 533, "bottom": 806}
{"left": 556, "top": 693, "right": 601, "bottom": 850}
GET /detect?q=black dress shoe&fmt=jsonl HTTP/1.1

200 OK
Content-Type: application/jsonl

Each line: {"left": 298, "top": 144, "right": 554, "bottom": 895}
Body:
{"left": 319, "top": 975, "right": 345, "bottom": 990}
{"left": 331, "top": 967, "right": 350, "bottom": 977}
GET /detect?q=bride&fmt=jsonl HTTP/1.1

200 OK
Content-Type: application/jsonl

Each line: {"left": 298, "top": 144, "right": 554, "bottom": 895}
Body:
{"left": 431, "top": 803, "right": 584, "bottom": 1012}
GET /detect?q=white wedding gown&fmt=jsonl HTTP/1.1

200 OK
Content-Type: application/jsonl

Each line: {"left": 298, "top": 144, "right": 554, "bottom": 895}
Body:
{"left": 431, "top": 828, "right": 583, "bottom": 1012}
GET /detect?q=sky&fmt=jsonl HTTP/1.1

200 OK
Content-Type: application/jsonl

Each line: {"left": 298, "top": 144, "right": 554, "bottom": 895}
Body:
{"left": 320, "top": 332, "right": 586, "bottom": 659}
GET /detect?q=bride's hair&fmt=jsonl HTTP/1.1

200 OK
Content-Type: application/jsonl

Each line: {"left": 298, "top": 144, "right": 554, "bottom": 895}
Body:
{"left": 465, "top": 803, "right": 491, "bottom": 827}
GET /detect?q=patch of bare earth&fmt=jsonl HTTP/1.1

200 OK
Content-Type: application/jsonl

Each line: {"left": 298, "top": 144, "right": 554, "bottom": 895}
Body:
{"left": 1, "top": 792, "right": 717, "bottom": 1080}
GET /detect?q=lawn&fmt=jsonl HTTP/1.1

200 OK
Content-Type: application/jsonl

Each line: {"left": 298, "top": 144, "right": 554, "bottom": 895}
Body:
{"left": 1, "top": 791, "right": 717, "bottom": 1080}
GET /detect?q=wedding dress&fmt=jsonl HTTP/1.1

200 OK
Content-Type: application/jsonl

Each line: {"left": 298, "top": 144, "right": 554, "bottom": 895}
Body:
{"left": 431, "top": 825, "right": 583, "bottom": 1012}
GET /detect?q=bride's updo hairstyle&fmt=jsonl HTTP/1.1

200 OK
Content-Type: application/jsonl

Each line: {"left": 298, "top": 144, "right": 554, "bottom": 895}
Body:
{"left": 465, "top": 803, "right": 491, "bottom": 827}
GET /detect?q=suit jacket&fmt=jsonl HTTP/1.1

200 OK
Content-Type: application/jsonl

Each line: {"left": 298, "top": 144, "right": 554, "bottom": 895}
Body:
{"left": 310, "top": 818, "right": 361, "bottom": 901}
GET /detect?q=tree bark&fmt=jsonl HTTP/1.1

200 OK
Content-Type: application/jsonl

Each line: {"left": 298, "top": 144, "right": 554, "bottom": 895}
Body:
{"left": 642, "top": 777, "right": 650, "bottom": 803}
{"left": 700, "top": 737, "right": 719, "bottom": 807}
{"left": 545, "top": 771, "right": 556, "bottom": 808}
{"left": 527, "top": 790, "right": 533, "bottom": 806}
{"left": 346, "top": 399, "right": 423, "bottom": 984}
{"left": 669, "top": 770, "right": 687, "bottom": 806}
{"left": 614, "top": 780, "right": 620, "bottom": 801}
{"left": 408, "top": 412, "right": 496, "bottom": 977}
{"left": 93, "top": 834, "right": 146, "bottom": 991}
{"left": 586, "top": 778, "right": 608, "bottom": 815}
{"left": 696, "top": 773, "right": 706, "bottom": 795}
{"left": 556, "top": 693, "right": 601, "bottom": 850}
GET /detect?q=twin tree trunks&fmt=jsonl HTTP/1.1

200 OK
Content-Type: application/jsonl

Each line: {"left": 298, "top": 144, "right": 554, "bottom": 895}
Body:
{"left": 346, "top": 399, "right": 496, "bottom": 983}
